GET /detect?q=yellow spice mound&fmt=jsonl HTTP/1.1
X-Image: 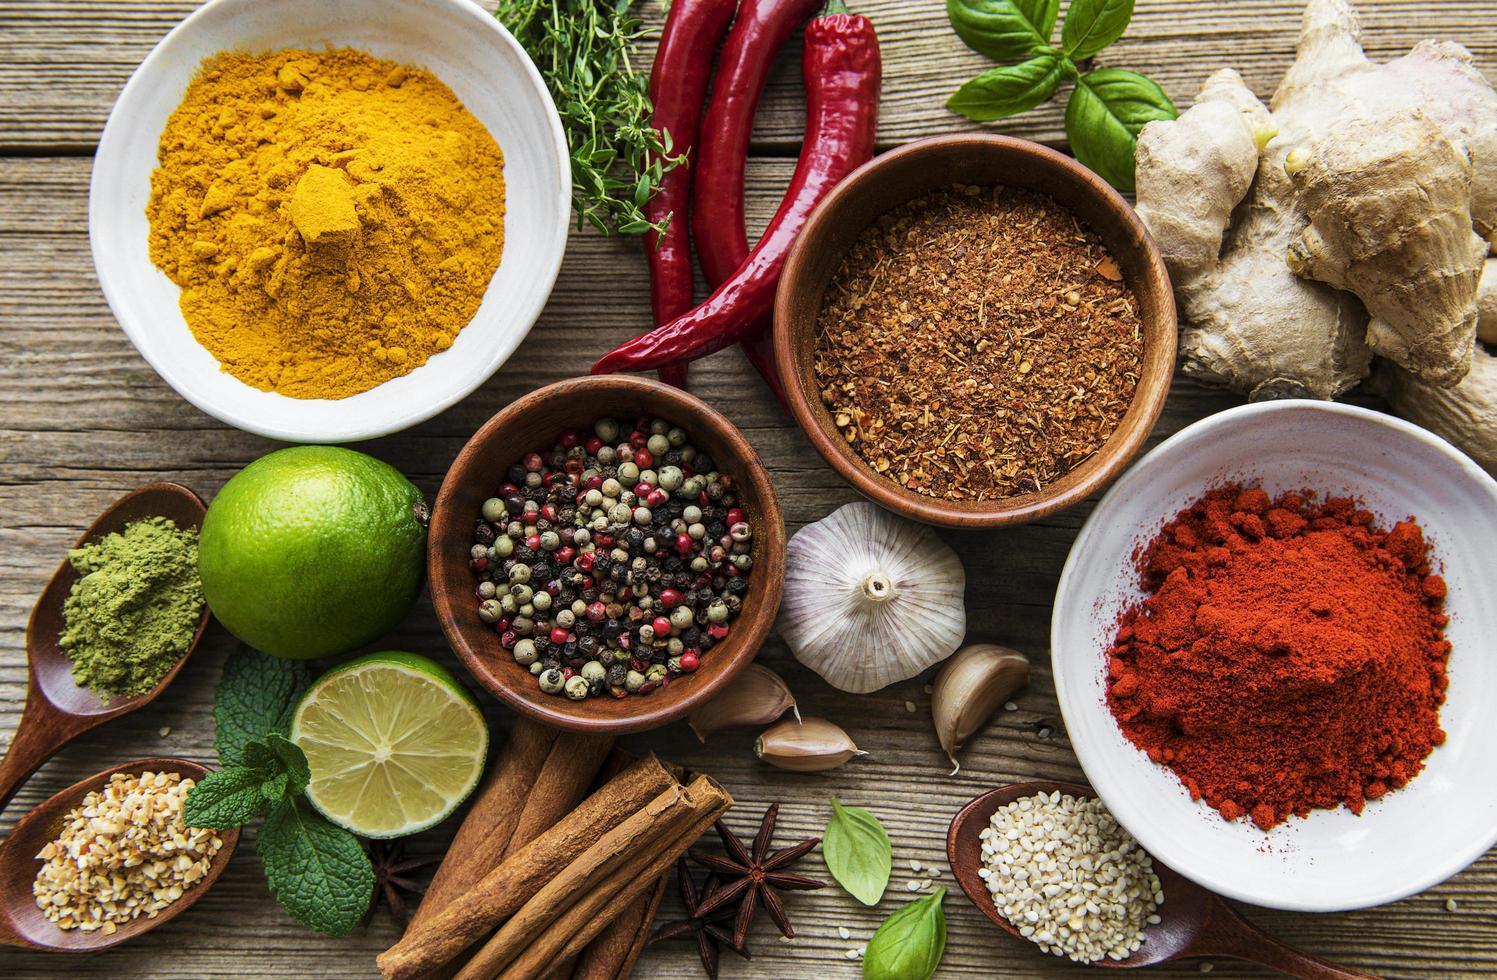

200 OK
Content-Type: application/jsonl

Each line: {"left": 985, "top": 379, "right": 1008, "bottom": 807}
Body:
{"left": 147, "top": 48, "right": 506, "bottom": 399}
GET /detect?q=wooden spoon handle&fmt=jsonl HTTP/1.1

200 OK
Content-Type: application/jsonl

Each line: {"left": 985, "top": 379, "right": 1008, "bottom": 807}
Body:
{"left": 1190, "top": 898, "right": 1380, "bottom": 979}
{"left": 0, "top": 690, "right": 88, "bottom": 813}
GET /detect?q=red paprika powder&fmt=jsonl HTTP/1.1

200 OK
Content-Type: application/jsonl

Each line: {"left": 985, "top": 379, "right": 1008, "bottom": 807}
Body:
{"left": 1106, "top": 485, "right": 1450, "bottom": 831}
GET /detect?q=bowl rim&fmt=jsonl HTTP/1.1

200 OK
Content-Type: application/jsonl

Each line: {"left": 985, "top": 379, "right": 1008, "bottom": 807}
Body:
{"left": 1051, "top": 399, "right": 1497, "bottom": 912}
{"left": 428, "top": 374, "right": 786, "bottom": 734}
{"left": 87, "top": 0, "right": 572, "bottom": 443}
{"left": 773, "top": 132, "right": 1176, "bottom": 529}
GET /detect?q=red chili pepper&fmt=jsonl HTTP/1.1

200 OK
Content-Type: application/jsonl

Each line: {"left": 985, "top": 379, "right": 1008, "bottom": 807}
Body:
{"left": 642, "top": 0, "right": 738, "bottom": 389}
{"left": 592, "top": 1, "right": 881, "bottom": 375}
{"left": 691, "top": 0, "right": 824, "bottom": 406}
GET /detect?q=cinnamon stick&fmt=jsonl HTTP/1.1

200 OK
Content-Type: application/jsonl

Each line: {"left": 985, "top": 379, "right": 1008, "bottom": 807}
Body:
{"left": 378, "top": 754, "right": 677, "bottom": 980}
{"left": 457, "top": 775, "right": 733, "bottom": 980}
{"left": 501, "top": 730, "right": 616, "bottom": 859}
{"left": 410, "top": 718, "right": 556, "bottom": 932}
{"left": 568, "top": 865, "right": 669, "bottom": 980}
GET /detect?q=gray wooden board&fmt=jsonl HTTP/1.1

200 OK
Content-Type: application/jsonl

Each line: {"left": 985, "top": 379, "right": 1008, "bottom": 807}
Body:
{"left": 0, "top": 0, "right": 1494, "bottom": 977}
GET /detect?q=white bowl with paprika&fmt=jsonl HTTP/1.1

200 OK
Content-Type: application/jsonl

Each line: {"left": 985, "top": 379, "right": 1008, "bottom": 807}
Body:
{"left": 1052, "top": 400, "right": 1497, "bottom": 912}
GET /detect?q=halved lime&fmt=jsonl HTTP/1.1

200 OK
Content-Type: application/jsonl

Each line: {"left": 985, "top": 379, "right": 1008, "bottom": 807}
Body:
{"left": 290, "top": 652, "right": 488, "bottom": 838}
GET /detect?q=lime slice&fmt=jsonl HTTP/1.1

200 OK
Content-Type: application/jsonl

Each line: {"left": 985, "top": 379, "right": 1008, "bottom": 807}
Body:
{"left": 290, "top": 652, "right": 488, "bottom": 838}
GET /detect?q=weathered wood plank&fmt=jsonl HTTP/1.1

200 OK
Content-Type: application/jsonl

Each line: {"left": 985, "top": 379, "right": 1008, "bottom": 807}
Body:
{"left": 2, "top": 152, "right": 1495, "bottom": 978}
{"left": 0, "top": 0, "right": 1493, "bottom": 153}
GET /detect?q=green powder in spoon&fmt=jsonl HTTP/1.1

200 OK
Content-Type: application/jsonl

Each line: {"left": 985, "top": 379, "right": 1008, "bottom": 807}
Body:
{"left": 59, "top": 516, "right": 204, "bottom": 697}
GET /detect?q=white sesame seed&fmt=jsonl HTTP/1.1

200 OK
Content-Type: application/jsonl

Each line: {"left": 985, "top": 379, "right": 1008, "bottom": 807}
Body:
{"left": 910, "top": 859, "right": 922, "bottom": 872}
{"left": 904, "top": 701, "right": 916, "bottom": 713}
{"left": 1199, "top": 963, "right": 1214, "bottom": 973}
{"left": 923, "top": 684, "right": 933, "bottom": 694}
{"left": 845, "top": 949, "right": 859, "bottom": 960}
{"left": 1004, "top": 701, "right": 1019, "bottom": 711}
{"left": 838, "top": 926, "right": 851, "bottom": 940}
{"left": 1446, "top": 898, "right": 1459, "bottom": 912}
{"left": 907, "top": 879, "right": 921, "bottom": 892}
{"left": 979, "top": 792, "right": 1161, "bottom": 965}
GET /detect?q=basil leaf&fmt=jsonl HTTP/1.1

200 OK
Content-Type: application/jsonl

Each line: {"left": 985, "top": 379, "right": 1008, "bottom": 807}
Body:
{"left": 183, "top": 766, "right": 269, "bottom": 830}
{"left": 947, "top": 0, "right": 1060, "bottom": 62}
{"left": 947, "top": 51, "right": 1066, "bottom": 122}
{"left": 258, "top": 797, "right": 374, "bottom": 937}
{"left": 863, "top": 888, "right": 947, "bottom": 980}
{"left": 1061, "top": 0, "right": 1134, "bottom": 60}
{"left": 1065, "top": 68, "right": 1178, "bottom": 191}
{"left": 824, "top": 799, "right": 893, "bottom": 906}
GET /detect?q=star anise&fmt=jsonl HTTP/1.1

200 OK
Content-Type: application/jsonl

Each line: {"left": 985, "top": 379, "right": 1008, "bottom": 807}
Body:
{"left": 649, "top": 860, "right": 750, "bottom": 979}
{"left": 365, "top": 839, "right": 440, "bottom": 931}
{"left": 690, "top": 802, "right": 826, "bottom": 948}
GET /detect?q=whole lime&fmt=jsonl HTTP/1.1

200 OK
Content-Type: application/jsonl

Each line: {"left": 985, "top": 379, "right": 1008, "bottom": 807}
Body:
{"left": 199, "top": 446, "right": 428, "bottom": 660}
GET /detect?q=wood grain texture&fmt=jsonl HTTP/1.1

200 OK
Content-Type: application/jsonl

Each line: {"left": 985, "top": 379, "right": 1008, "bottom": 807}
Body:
{"left": 0, "top": 1, "right": 1493, "bottom": 153}
{"left": 3, "top": 0, "right": 1497, "bottom": 973}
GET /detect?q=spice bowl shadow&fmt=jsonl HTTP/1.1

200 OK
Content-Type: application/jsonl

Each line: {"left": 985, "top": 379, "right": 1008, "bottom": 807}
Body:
{"left": 773, "top": 134, "right": 1176, "bottom": 528}
{"left": 429, "top": 375, "right": 786, "bottom": 735}
{"left": 0, "top": 758, "right": 240, "bottom": 952}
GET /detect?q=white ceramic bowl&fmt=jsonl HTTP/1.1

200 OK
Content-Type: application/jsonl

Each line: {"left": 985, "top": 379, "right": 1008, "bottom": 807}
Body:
{"left": 89, "top": 0, "right": 569, "bottom": 443}
{"left": 1053, "top": 401, "right": 1497, "bottom": 912}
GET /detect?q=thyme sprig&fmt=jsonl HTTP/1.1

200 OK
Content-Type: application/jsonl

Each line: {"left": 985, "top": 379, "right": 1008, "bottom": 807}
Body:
{"left": 496, "top": 0, "right": 683, "bottom": 236}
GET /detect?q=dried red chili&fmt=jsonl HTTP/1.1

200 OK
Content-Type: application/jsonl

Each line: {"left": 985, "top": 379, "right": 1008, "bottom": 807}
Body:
{"left": 1106, "top": 485, "right": 1451, "bottom": 831}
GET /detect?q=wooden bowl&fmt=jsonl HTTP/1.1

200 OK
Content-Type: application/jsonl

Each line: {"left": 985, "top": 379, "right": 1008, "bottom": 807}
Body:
{"left": 0, "top": 758, "right": 240, "bottom": 952}
{"left": 429, "top": 375, "right": 786, "bottom": 734}
{"left": 773, "top": 134, "right": 1177, "bottom": 528}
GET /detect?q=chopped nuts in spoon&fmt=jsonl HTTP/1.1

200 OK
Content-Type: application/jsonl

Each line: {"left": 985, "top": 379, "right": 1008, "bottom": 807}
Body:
{"left": 33, "top": 770, "right": 224, "bottom": 933}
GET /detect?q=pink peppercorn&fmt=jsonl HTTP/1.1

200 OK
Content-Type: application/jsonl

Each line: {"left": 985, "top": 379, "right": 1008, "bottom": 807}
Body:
{"left": 523, "top": 452, "right": 544, "bottom": 471}
{"left": 585, "top": 436, "right": 605, "bottom": 454}
{"left": 499, "top": 629, "right": 518, "bottom": 649}
{"left": 708, "top": 624, "right": 730, "bottom": 640}
{"left": 651, "top": 616, "right": 672, "bottom": 637}
{"left": 526, "top": 534, "right": 542, "bottom": 551}
{"left": 659, "top": 589, "right": 684, "bottom": 608}
{"left": 550, "top": 626, "right": 570, "bottom": 645}
{"left": 559, "top": 429, "right": 582, "bottom": 449}
{"left": 587, "top": 601, "right": 607, "bottom": 624}
{"left": 634, "top": 449, "right": 654, "bottom": 469}
{"left": 679, "top": 651, "right": 700, "bottom": 672}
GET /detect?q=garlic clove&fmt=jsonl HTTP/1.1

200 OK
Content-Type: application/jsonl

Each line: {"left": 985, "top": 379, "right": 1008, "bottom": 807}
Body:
{"left": 931, "top": 644, "right": 1030, "bottom": 774}
{"left": 778, "top": 502, "right": 966, "bottom": 694}
{"left": 688, "top": 662, "right": 800, "bottom": 742}
{"left": 754, "top": 717, "right": 866, "bottom": 772}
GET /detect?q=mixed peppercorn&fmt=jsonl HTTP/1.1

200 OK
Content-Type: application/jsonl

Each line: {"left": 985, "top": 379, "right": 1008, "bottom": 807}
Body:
{"left": 468, "top": 416, "right": 754, "bottom": 700}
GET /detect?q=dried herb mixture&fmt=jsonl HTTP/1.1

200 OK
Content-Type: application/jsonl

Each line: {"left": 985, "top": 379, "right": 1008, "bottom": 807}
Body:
{"left": 814, "top": 185, "right": 1144, "bottom": 500}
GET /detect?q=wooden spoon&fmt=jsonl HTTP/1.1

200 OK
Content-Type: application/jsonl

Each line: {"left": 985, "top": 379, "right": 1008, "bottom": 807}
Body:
{"left": 946, "top": 780, "right": 1376, "bottom": 979}
{"left": 0, "top": 483, "right": 209, "bottom": 812}
{"left": 0, "top": 757, "right": 239, "bottom": 951}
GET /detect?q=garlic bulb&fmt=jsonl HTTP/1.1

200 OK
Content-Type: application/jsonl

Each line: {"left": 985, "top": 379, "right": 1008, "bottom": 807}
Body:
{"left": 755, "top": 717, "right": 866, "bottom": 772}
{"left": 931, "top": 644, "right": 1030, "bottom": 774}
{"left": 778, "top": 502, "right": 966, "bottom": 693}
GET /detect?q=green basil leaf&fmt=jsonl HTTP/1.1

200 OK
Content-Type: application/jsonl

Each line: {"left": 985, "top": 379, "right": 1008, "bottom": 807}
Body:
{"left": 947, "top": 51, "right": 1066, "bottom": 122}
{"left": 183, "top": 766, "right": 269, "bottom": 830}
{"left": 947, "top": 0, "right": 1060, "bottom": 63}
{"left": 1061, "top": 0, "right": 1134, "bottom": 60}
{"left": 1065, "top": 68, "right": 1178, "bottom": 191}
{"left": 258, "top": 797, "right": 374, "bottom": 937}
{"left": 863, "top": 888, "right": 947, "bottom": 980}
{"left": 824, "top": 799, "right": 893, "bottom": 906}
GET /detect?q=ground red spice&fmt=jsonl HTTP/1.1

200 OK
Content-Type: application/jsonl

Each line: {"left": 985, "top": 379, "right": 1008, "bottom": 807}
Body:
{"left": 1106, "top": 485, "right": 1451, "bottom": 831}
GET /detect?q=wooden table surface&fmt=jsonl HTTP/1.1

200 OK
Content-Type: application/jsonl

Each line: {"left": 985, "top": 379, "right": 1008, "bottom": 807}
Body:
{"left": 2, "top": 1, "right": 1494, "bottom": 977}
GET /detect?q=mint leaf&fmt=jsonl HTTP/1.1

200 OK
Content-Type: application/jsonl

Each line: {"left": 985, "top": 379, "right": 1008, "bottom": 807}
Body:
{"left": 242, "top": 733, "right": 311, "bottom": 800}
{"left": 214, "top": 647, "right": 311, "bottom": 766}
{"left": 824, "top": 799, "right": 893, "bottom": 906}
{"left": 948, "top": 51, "right": 1066, "bottom": 122}
{"left": 1061, "top": 0, "right": 1134, "bottom": 60}
{"left": 1065, "top": 68, "right": 1177, "bottom": 191}
{"left": 947, "top": 0, "right": 1060, "bottom": 62}
{"left": 184, "top": 766, "right": 270, "bottom": 829}
{"left": 258, "top": 797, "right": 374, "bottom": 937}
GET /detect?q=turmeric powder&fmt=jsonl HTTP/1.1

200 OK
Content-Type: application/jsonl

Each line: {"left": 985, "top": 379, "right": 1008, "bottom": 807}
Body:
{"left": 147, "top": 48, "right": 506, "bottom": 400}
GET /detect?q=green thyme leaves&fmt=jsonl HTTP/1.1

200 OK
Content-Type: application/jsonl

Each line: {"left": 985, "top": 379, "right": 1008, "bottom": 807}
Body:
{"left": 945, "top": 0, "right": 1175, "bottom": 191}
{"left": 186, "top": 648, "right": 372, "bottom": 936}
{"left": 823, "top": 799, "right": 893, "bottom": 906}
{"left": 495, "top": 0, "right": 682, "bottom": 236}
{"left": 862, "top": 887, "right": 948, "bottom": 980}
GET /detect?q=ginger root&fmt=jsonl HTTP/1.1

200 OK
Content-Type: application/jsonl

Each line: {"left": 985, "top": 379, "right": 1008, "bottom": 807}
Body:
{"left": 1379, "top": 345, "right": 1497, "bottom": 477}
{"left": 1135, "top": 0, "right": 1497, "bottom": 461}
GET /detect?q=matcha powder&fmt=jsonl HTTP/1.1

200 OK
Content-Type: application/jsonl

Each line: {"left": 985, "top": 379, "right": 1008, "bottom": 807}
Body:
{"left": 59, "top": 516, "right": 205, "bottom": 697}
